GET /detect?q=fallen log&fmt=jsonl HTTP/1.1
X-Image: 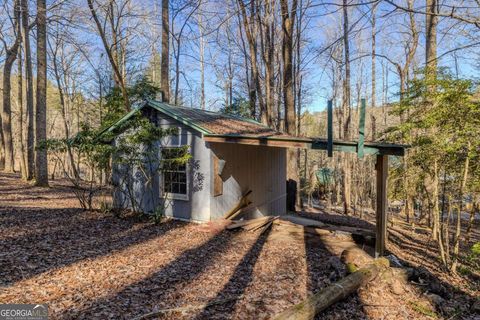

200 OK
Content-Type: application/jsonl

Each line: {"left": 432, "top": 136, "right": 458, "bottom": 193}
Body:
{"left": 340, "top": 246, "right": 375, "bottom": 273}
{"left": 272, "top": 258, "right": 390, "bottom": 320}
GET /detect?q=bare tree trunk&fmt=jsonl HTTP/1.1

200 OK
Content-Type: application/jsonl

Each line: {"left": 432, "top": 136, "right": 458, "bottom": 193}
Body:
{"left": 280, "top": 0, "right": 299, "bottom": 208}
{"left": 280, "top": 0, "right": 297, "bottom": 135}
{"left": 51, "top": 40, "right": 79, "bottom": 180}
{"left": 228, "top": 48, "right": 233, "bottom": 107}
{"left": 276, "top": 49, "right": 282, "bottom": 130}
{"left": 465, "top": 197, "right": 477, "bottom": 242}
{"left": 425, "top": 0, "right": 438, "bottom": 80}
{"left": 1, "top": 0, "right": 21, "bottom": 173}
{"left": 21, "top": 0, "right": 34, "bottom": 180}
{"left": 198, "top": 12, "right": 205, "bottom": 109}
{"left": 342, "top": 0, "right": 351, "bottom": 215}
{"left": 173, "top": 36, "right": 181, "bottom": 105}
{"left": 172, "top": 2, "right": 201, "bottom": 106}
{"left": 161, "top": 0, "right": 170, "bottom": 103}
{"left": 382, "top": 62, "right": 388, "bottom": 126}
{"left": 34, "top": 0, "right": 49, "bottom": 186}
{"left": 238, "top": 0, "right": 266, "bottom": 122}
{"left": 451, "top": 145, "right": 470, "bottom": 273}
{"left": 2, "top": 63, "right": 16, "bottom": 172}
{"left": 17, "top": 39, "right": 27, "bottom": 179}
{"left": 371, "top": 2, "right": 377, "bottom": 109}
{"left": 434, "top": 160, "right": 447, "bottom": 266}
{"left": 257, "top": 0, "right": 275, "bottom": 126}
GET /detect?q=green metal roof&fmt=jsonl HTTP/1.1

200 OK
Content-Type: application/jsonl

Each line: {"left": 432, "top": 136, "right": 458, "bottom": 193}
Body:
{"left": 98, "top": 99, "right": 406, "bottom": 156}
{"left": 100, "top": 99, "right": 291, "bottom": 139}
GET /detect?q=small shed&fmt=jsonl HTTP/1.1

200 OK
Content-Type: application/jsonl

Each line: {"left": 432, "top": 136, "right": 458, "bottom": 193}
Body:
{"left": 104, "top": 99, "right": 406, "bottom": 256}
{"left": 105, "top": 99, "right": 310, "bottom": 222}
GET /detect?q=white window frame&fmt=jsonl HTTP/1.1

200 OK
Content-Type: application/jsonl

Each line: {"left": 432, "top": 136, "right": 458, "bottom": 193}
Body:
{"left": 160, "top": 145, "right": 189, "bottom": 201}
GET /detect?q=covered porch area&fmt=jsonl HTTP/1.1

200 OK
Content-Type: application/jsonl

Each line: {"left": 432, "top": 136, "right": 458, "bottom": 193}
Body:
{"left": 204, "top": 132, "right": 406, "bottom": 257}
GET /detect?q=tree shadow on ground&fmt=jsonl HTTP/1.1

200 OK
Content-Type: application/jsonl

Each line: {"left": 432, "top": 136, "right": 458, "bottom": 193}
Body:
{"left": 61, "top": 230, "right": 240, "bottom": 320}
{"left": 301, "top": 210, "right": 478, "bottom": 318}
{"left": 388, "top": 233, "right": 478, "bottom": 318}
{"left": 388, "top": 229, "right": 479, "bottom": 298}
{"left": 0, "top": 207, "right": 84, "bottom": 226}
{"left": 0, "top": 208, "right": 185, "bottom": 285}
{"left": 192, "top": 228, "right": 272, "bottom": 319}
{"left": 303, "top": 227, "right": 370, "bottom": 319}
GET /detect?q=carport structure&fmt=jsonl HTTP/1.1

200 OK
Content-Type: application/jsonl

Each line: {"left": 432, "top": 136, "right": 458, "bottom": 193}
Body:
{"left": 207, "top": 100, "right": 406, "bottom": 258}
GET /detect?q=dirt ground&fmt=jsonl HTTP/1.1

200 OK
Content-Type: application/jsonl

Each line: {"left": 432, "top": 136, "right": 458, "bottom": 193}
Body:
{"left": 0, "top": 173, "right": 478, "bottom": 319}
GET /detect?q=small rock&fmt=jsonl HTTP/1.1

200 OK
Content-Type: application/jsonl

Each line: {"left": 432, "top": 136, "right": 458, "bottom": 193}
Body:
{"left": 426, "top": 293, "right": 445, "bottom": 306}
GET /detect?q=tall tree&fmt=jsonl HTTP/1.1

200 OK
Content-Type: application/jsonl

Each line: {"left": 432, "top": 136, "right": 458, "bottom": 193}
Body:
{"left": 21, "top": 0, "right": 35, "bottom": 180}
{"left": 341, "top": 0, "right": 351, "bottom": 215}
{"left": 34, "top": 0, "right": 48, "bottom": 186}
{"left": 16, "top": 13, "right": 27, "bottom": 179}
{"left": 1, "top": 0, "right": 21, "bottom": 173}
{"left": 370, "top": 2, "right": 378, "bottom": 140}
{"left": 238, "top": 0, "right": 266, "bottom": 122}
{"left": 49, "top": 30, "right": 80, "bottom": 179}
{"left": 280, "top": 0, "right": 299, "bottom": 207}
{"left": 172, "top": 1, "right": 201, "bottom": 106}
{"left": 161, "top": 0, "right": 170, "bottom": 103}
{"left": 425, "top": 0, "right": 440, "bottom": 240}
{"left": 257, "top": 0, "right": 275, "bottom": 126}
{"left": 371, "top": 2, "right": 377, "bottom": 109}
{"left": 198, "top": 10, "right": 205, "bottom": 109}
{"left": 280, "top": 0, "right": 297, "bottom": 135}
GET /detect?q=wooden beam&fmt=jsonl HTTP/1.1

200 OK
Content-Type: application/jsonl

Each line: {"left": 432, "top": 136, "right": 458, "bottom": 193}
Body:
{"left": 375, "top": 154, "right": 388, "bottom": 257}
{"left": 204, "top": 135, "right": 406, "bottom": 156}
{"left": 327, "top": 100, "right": 333, "bottom": 157}
{"left": 357, "top": 98, "right": 366, "bottom": 158}
{"left": 312, "top": 139, "right": 405, "bottom": 156}
{"left": 204, "top": 136, "right": 311, "bottom": 149}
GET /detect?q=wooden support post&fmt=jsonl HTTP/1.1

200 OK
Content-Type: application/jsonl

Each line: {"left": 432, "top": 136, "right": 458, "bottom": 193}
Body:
{"left": 375, "top": 154, "right": 388, "bottom": 257}
{"left": 327, "top": 100, "right": 333, "bottom": 157}
{"left": 358, "top": 98, "right": 366, "bottom": 158}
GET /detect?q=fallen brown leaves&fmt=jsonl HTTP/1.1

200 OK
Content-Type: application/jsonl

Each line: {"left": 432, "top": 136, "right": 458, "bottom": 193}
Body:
{"left": 0, "top": 173, "right": 476, "bottom": 319}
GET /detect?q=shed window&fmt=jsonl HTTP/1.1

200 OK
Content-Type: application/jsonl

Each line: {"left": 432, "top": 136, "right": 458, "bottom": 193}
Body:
{"left": 161, "top": 147, "right": 188, "bottom": 200}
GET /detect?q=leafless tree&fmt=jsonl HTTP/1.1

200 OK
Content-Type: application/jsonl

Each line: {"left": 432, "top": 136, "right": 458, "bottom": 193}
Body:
{"left": 21, "top": 0, "right": 35, "bottom": 180}
{"left": 0, "top": 0, "right": 21, "bottom": 173}
{"left": 161, "top": 0, "right": 170, "bottom": 102}
{"left": 87, "top": 0, "right": 131, "bottom": 111}
{"left": 35, "top": 0, "right": 49, "bottom": 186}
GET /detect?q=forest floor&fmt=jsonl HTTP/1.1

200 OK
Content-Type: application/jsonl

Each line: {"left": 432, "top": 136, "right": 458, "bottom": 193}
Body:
{"left": 0, "top": 172, "right": 478, "bottom": 320}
